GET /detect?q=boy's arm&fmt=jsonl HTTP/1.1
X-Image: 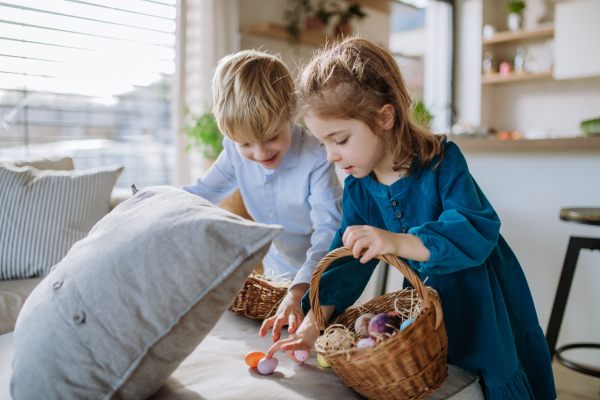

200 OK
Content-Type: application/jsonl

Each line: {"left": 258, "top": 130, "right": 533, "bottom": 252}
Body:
{"left": 291, "top": 156, "right": 343, "bottom": 287}
{"left": 182, "top": 139, "right": 239, "bottom": 205}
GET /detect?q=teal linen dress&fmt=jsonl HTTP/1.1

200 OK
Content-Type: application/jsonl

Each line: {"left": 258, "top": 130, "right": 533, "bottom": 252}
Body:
{"left": 301, "top": 140, "right": 556, "bottom": 400}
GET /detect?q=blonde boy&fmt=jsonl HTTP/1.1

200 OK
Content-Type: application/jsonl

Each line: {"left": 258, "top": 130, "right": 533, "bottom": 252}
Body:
{"left": 183, "top": 50, "right": 342, "bottom": 341}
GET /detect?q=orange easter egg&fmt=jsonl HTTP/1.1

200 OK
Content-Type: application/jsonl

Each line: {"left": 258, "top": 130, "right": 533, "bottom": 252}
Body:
{"left": 245, "top": 351, "right": 265, "bottom": 368}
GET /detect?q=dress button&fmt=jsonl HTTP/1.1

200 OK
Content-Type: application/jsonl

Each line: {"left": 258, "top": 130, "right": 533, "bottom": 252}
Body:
{"left": 52, "top": 280, "right": 63, "bottom": 290}
{"left": 401, "top": 226, "right": 408, "bottom": 233}
{"left": 395, "top": 211, "right": 403, "bottom": 219}
{"left": 73, "top": 312, "right": 86, "bottom": 325}
{"left": 391, "top": 199, "right": 398, "bottom": 206}
{"left": 269, "top": 212, "right": 274, "bottom": 218}
{"left": 265, "top": 184, "right": 270, "bottom": 189}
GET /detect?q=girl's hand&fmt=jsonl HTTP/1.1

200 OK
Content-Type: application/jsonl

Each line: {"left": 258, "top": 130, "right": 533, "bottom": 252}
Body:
{"left": 342, "top": 225, "right": 431, "bottom": 264}
{"left": 259, "top": 283, "right": 309, "bottom": 342}
{"left": 264, "top": 316, "right": 320, "bottom": 362}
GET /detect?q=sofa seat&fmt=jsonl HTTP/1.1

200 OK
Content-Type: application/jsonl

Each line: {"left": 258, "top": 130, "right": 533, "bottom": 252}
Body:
{"left": 0, "top": 278, "right": 43, "bottom": 335}
{"left": 1, "top": 310, "right": 483, "bottom": 400}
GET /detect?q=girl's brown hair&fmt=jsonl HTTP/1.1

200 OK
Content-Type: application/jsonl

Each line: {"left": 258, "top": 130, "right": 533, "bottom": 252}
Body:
{"left": 296, "top": 37, "right": 444, "bottom": 174}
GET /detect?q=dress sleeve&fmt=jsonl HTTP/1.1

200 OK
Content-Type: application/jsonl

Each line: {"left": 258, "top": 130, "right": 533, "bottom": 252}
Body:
{"left": 301, "top": 179, "right": 379, "bottom": 318}
{"left": 181, "top": 139, "right": 238, "bottom": 205}
{"left": 409, "top": 144, "right": 501, "bottom": 274}
{"left": 291, "top": 156, "right": 343, "bottom": 287}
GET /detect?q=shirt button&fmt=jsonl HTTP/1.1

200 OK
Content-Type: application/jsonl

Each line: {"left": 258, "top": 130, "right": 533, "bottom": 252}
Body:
{"left": 395, "top": 211, "right": 403, "bottom": 219}
{"left": 73, "top": 312, "right": 85, "bottom": 325}
{"left": 391, "top": 199, "right": 398, "bottom": 206}
{"left": 265, "top": 184, "right": 270, "bottom": 189}
{"left": 269, "top": 212, "right": 274, "bottom": 218}
{"left": 401, "top": 226, "right": 408, "bottom": 233}
{"left": 52, "top": 280, "right": 63, "bottom": 290}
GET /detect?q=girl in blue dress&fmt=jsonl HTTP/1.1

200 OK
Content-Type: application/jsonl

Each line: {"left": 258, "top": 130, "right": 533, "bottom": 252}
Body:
{"left": 265, "top": 37, "right": 556, "bottom": 400}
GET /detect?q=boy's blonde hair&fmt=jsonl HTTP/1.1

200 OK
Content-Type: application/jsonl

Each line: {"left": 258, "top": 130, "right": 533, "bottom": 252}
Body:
{"left": 212, "top": 50, "right": 295, "bottom": 143}
{"left": 296, "top": 37, "right": 444, "bottom": 174}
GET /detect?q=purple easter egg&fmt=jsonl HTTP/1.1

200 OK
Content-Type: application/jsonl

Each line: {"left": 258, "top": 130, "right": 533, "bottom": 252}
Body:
{"left": 368, "top": 313, "right": 400, "bottom": 340}
{"left": 257, "top": 357, "right": 278, "bottom": 375}
{"left": 293, "top": 350, "right": 310, "bottom": 362}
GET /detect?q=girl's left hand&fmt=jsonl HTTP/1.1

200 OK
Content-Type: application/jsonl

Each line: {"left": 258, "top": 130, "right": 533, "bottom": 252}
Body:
{"left": 342, "top": 225, "right": 400, "bottom": 263}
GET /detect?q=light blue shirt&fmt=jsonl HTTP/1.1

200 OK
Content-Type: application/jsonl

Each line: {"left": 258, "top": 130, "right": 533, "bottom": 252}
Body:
{"left": 183, "top": 124, "right": 343, "bottom": 286}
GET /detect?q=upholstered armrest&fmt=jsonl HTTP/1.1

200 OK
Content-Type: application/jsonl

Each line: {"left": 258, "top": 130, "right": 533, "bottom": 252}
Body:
{"left": 110, "top": 188, "right": 132, "bottom": 211}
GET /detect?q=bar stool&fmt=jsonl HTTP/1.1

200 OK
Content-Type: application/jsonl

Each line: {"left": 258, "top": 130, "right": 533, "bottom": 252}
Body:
{"left": 546, "top": 207, "right": 600, "bottom": 379}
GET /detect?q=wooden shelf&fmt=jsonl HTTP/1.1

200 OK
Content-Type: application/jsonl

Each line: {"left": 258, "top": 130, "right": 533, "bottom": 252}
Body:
{"left": 451, "top": 136, "right": 600, "bottom": 152}
{"left": 482, "top": 71, "right": 553, "bottom": 85}
{"left": 247, "top": 22, "right": 330, "bottom": 47}
{"left": 482, "top": 25, "right": 554, "bottom": 45}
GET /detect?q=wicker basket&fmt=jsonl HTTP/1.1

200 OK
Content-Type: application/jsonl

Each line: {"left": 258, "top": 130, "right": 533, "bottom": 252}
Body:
{"left": 310, "top": 248, "right": 449, "bottom": 400}
{"left": 230, "top": 273, "right": 289, "bottom": 320}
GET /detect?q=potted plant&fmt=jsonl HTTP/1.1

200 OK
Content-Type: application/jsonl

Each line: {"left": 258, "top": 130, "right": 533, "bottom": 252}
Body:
{"left": 580, "top": 116, "right": 600, "bottom": 136}
{"left": 506, "top": 1, "right": 526, "bottom": 31}
{"left": 185, "top": 110, "right": 223, "bottom": 163}
{"left": 412, "top": 100, "right": 433, "bottom": 128}
{"left": 284, "top": 0, "right": 313, "bottom": 45}
{"left": 335, "top": 3, "right": 366, "bottom": 37}
{"left": 305, "top": 0, "right": 337, "bottom": 31}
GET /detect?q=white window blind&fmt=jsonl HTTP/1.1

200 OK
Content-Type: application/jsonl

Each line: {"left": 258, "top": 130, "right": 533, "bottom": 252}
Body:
{"left": 0, "top": 0, "right": 176, "bottom": 188}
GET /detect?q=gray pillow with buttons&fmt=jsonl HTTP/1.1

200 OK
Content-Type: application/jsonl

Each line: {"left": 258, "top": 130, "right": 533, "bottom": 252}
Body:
{"left": 11, "top": 186, "right": 282, "bottom": 400}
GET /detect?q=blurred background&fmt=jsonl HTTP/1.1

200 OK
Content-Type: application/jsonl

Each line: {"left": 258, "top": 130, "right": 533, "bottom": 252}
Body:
{"left": 1, "top": 0, "right": 599, "bottom": 392}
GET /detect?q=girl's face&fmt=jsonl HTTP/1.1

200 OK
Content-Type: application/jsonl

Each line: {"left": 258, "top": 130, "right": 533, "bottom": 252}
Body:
{"left": 304, "top": 115, "right": 387, "bottom": 179}
{"left": 234, "top": 121, "right": 292, "bottom": 170}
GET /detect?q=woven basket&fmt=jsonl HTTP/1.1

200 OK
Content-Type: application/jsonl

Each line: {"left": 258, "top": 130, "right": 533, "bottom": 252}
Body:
{"left": 230, "top": 273, "right": 288, "bottom": 320}
{"left": 310, "top": 248, "right": 449, "bottom": 400}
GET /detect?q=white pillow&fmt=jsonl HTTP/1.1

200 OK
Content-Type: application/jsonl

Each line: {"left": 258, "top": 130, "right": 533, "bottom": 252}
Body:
{"left": 11, "top": 186, "right": 282, "bottom": 399}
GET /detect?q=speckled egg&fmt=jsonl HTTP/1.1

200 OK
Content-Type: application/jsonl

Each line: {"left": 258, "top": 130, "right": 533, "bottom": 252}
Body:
{"left": 356, "top": 338, "right": 375, "bottom": 348}
{"left": 244, "top": 351, "right": 265, "bottom": 368}
{"left": 293, "top": 350, "right": 310, "bottom": 363}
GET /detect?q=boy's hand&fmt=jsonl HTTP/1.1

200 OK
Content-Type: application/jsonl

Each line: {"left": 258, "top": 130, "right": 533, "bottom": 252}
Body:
{"left": 259, "top": 283, "right": 309, "bottom": 342}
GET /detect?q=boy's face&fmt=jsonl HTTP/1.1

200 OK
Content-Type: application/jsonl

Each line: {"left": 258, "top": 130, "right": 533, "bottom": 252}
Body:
{"left": 233, "top": 122, "right": 292, "bottom": 170}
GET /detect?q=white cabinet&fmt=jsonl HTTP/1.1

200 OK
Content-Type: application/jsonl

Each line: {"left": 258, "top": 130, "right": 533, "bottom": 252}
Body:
{"left": 554, "top": 0, "right": 600, "bottom": 80}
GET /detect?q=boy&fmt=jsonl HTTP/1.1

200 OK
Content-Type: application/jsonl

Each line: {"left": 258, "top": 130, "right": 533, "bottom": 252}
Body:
{"left": 183, "top": 50, "right": 342, "bottom": 342}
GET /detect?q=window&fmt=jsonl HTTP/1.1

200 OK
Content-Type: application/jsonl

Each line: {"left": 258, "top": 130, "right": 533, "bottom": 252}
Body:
{"left": 0, "top": 0, "right": 176, "bottom": 188}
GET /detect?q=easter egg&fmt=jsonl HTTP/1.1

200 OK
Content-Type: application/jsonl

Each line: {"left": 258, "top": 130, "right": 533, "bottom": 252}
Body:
{"left": 293, "top": 350, "right": 310, "bottom": 363}
{"left": 354, "top": 313, "right": 376, "bottom": 336}
{"left": 244, "top": 351, "right": 265, "bottom": 368}
{"left": 400, "top": 318, "right": 415, "bottom": 331}
{"left": 368, "top": 313, "right": 400, "bottom": 340}
{"left": 317, "top": 353, "right": 330, "bottom": 368}
{"left": 356, "top": 338, "right": 375, "bottom": 348}
{"left": 257, "top": 357, "right": 279, "bottom": 375}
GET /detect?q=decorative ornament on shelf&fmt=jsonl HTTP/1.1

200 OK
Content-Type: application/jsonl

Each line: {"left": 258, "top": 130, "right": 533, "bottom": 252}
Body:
{"left": 334, "top": 3, "right": 366, "bottom": 37}
{"left": 506, "top": 1, "right": 526, "bottom": 31}
{"left": 284, "top": 0, "right": 313, "bottom": 45}
{"left": 185, "top": 109, "right": 224, "bottom": 162}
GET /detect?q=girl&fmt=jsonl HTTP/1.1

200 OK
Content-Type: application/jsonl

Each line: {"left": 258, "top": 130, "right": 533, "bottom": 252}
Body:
{"left": 265, "top": 38, "right": 556, "bottom": 400}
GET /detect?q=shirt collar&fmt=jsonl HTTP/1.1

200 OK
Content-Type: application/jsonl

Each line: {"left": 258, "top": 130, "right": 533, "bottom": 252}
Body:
{"left": 277, "top": 123, "right": 302, "bottom": 170}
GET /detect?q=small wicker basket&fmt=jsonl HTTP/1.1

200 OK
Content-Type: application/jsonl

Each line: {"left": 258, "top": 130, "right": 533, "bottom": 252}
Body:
{"left": 310, "top": 248, "right": 449, "bottom": 400}
{"left": 230, "top": 273, "right": 289, "bottom": 320}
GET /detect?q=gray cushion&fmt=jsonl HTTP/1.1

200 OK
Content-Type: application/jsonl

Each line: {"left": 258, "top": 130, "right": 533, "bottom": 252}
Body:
{"left": 0, "top": 163, "right": 124, "bottom": 280}
{"left": 11, "top": 186, "right": 282, "bottom": 400}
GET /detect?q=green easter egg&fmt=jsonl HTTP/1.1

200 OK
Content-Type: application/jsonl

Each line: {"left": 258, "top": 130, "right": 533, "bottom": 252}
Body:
{"left": 317, "top": 353, "right": 330, "bottom": 368}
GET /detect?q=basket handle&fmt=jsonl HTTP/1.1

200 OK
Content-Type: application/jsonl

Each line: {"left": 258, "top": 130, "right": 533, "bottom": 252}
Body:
{"left": 309, "top": 247, "right": 443, "bottom": 331}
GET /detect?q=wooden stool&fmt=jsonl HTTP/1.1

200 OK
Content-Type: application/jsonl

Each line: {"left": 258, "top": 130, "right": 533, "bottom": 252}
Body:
{"left": 546, "top": 207, "right": 600, "bottom": 378}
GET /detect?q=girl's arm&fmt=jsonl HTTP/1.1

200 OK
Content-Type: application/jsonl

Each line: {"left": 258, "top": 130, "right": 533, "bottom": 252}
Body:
{"left": 182, "top": 138, "right": 238, "bottom": 204}
{"left": 265, "top": 304, "right": 335, "bottom": 360}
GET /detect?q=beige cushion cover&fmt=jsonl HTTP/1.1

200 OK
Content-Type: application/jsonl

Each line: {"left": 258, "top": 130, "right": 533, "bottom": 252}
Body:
{"left": 0, "top": 279, "right": 42, "bottom": 335}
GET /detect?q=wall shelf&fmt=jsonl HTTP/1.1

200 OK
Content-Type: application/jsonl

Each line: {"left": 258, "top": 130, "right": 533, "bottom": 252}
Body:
{"left": 482, "top": 25, "right": 554, "bottom": 45}
{"left": 451, "top": 136, "right": 600, "bottom": 152}
{"left": 247, "top": 22, "right": 330, "bottom": 47}
{"left": 482, "top": 71, "right": 553, "bottom": 85}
